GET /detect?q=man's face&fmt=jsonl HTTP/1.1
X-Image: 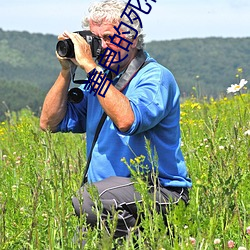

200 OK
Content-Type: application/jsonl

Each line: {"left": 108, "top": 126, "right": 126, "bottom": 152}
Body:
{"left": 89, "top": 19, "right": 134, "bottom": 74}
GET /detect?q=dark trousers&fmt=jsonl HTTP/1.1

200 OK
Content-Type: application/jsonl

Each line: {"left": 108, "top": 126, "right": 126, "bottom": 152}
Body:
{"left": 72, "top": 176, "right": 189, "bottom": 238}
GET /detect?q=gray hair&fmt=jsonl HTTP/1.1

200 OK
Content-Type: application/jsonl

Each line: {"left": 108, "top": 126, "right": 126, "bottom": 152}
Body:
{"left": 82, "top": 0, "right": 145, "bottom": 49}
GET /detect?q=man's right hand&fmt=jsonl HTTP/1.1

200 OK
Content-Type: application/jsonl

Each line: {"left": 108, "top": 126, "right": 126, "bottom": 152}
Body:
{"left": 56, "top": 33, "right": 79, "bottom": 71}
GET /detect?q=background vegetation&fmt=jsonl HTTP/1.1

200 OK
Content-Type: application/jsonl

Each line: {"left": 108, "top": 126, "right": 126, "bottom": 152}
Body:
{"left": 0, "top": 28, "right": 250, "bottom": 120}
{"left": 0, "top": 91, "right": 249, "bottom": 249}
{"left": 0, "top": 28, "right": 249, "bottom": 249}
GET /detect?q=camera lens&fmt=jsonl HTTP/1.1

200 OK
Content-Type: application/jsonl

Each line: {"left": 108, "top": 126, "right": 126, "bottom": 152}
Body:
{"left": 68, "top": 88, "right": 84, "bottom": 103}
{"left": 56, "top": 39, "right": 74, "bottom": 58}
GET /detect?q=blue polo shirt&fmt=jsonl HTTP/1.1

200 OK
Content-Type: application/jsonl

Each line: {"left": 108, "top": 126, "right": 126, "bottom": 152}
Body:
{"left": 57, "top": 52, "right": 192, "bottom": 188}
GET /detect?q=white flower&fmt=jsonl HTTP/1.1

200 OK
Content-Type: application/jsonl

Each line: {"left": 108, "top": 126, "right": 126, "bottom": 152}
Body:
{"left": 189, "top": 237, "right": 196, "bottom": 245}
{"left": 20, "top": 207, "right": 25, "bottom": 214}
{"left": 246, "top": 226, "right": 250, "bottom": 235}
{"left": 244, "top": 130, "right": 250, "bottom": 136}
{"left": 227, "top": 79, "right": 248, "bottom": 93}
{"left": 214, "top": 238, "right": 221, "bottom": 244}
{"left": 238, "top": 247, "right": 246, "bottom": 250}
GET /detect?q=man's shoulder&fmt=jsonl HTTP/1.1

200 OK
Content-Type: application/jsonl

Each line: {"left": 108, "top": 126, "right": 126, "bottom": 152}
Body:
{"left": 144, "top": 52, "right": 172, "bottom": 73}
{"left": 141, "top": 57, "right": 175, "bottom": 82}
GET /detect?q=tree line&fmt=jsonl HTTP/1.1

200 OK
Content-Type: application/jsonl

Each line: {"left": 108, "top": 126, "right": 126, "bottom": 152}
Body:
{"left": 0, "top": 28, "right": 249, "bottom": 120}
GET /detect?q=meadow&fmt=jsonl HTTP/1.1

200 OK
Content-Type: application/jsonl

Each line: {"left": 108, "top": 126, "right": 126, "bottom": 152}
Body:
{"left": 0, "top": 90, "right": 249, "bottom": 249}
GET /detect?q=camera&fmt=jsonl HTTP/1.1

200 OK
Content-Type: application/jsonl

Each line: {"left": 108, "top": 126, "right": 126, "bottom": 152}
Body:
{"left": 68, "top": 87, "right": 84, "bottom": 103}
{"left": 56, "top": 30, "right": 103, "bottom": 58}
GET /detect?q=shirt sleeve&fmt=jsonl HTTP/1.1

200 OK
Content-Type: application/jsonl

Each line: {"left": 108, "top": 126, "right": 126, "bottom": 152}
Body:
{"left": 119, "top": 63, "right": 180, "bottom": 135}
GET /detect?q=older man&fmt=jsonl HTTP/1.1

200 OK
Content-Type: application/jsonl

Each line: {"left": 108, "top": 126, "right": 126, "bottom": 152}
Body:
{"left": 40, "top": 0, "right": 192, "bottom": 241}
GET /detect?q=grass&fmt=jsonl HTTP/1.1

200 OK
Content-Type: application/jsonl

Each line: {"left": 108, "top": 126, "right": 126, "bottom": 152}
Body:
{"left": 0, "top": 93, "right": 249, "bottom": 249}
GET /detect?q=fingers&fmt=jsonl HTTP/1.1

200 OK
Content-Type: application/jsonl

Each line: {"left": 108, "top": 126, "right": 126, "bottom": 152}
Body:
{"left": 64, "top": 31, "right": 88, "bottom": 44}
{"left": 55, "top": 50, "right": 79, "bottom": 66}
{"left": 56, "top": 30, "right": 93, "bottom": 69}
{"left": 57, "top": 31, "right": 78, "bottom": 40}
{"left": 58, "top": 31, "right": 69, "bottom": 41}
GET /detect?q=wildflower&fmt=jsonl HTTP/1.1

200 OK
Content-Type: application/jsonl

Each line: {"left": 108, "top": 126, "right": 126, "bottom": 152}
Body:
{"left": 191, "top": 103, "right": 201, "bottom": 109}
{"left": 227, "top": 79, "right": 248, "bottom": 93}
{"left": 20, "top": 207, "right": 25, "bottom": 214}
{"left": 196, "top": 180, "right": 202, "bottom": 185}
{"left": 214, "top": 238, "right": 221, "bottom": 244}
{"left": 244, "top": 130, "right": 250, "bottom": 136}
{"left": 189, "top": 237, "right": 196, "bottom": 246}
{"left": 42, "top": 213, "right": 48, "bottom": 221}
{"left": 238, "top": 247, "right": 246, "bottom": 250}
{"left": 218, "top": 145, "right": 224, "bottom": 150}
{"left": 135, "top": 156, "right": 141, "bottom": 164}
{"left": 130, "top": 159, "right": 135, "bottom": 165}
{"left": 12, "top": 185, "right": 17, "bottom": 192}
{"left": 237, "top": 67, "right": 243, "bottom": 73}
{"left": 246, "top": 226, "right": 250, "bottom": 235}
{"left": 228, "top": 240, "right": 235, "bottom": 248}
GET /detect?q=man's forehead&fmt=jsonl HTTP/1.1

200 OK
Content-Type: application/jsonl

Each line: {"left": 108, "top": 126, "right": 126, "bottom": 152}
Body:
{"left": 89, "top": 19, "right": 120, "bottom": 34}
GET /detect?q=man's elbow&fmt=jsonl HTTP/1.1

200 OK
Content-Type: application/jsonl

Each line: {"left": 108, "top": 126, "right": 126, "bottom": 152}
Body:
{"left": 116, "top": 117, "right": 134, "bottom": 133}
{"left": 39, "top": 120, "right": 49, "bottom": 131}
{"left": 39, "top": 119, "right": 57, "bottom": 133}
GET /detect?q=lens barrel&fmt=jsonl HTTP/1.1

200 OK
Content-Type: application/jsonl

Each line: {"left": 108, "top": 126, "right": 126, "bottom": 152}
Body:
{"left": 68, "top": 88, "right": 84, "bottom": 103}
{"left": 56, "top": 39, "right": 75, "bottom": 58}
{"left": 55, "top": 31, "right": 102, "bottom": 59}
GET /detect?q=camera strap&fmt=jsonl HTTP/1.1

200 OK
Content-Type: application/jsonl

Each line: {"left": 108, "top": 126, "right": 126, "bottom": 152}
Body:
{"left": 81, "top": 50, "right": 150, "bottom": 186}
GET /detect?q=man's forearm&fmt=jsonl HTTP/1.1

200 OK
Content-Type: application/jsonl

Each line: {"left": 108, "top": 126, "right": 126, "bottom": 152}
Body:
{"left": 40, "top": 70, "right": 71, "bottom": 132}
{"left": 97, "top": 82, "right": 134, "bottom": 132}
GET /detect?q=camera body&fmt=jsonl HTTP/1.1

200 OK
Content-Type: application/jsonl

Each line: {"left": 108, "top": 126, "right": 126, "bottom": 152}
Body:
{"left": 56, "top": 30, "right": 103, "bottom": 58}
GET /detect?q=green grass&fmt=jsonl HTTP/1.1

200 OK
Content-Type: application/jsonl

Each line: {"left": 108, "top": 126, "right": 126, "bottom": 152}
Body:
{"left": 0, "top": 93, "right": 249, "bottom": 249}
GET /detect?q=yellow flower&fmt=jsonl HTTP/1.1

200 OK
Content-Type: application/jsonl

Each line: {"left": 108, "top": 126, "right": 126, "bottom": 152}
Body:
{"left": 130, "top": 159, "right": 135, "bottom": 165}
{"left": 191, "top": 103, "right": 201, "bottom": 109}
{"left": 237, "top": 67, "right": 243, "bottom": 73}
{"left": 135, "top": 157, "right": 141, "bottom": 164}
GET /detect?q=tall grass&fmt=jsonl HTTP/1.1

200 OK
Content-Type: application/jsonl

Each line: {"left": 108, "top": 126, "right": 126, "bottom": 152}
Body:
{"left": 0, "top": 93, "right": 249, "bottom": 249}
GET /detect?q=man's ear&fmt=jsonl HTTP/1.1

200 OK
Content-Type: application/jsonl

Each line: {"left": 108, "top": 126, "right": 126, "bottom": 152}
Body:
{"left": 131, "top": 37, "right": 138, "bottom": 49}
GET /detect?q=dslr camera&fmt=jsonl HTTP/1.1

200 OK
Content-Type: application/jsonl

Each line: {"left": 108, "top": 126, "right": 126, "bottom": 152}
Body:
{"left": 56, "top": 30, "right": 103, "bottom": 58}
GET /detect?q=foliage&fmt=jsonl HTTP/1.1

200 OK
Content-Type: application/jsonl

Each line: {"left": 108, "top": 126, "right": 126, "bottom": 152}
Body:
{"left": 0, "top": 92, "right": 249, "bottom": 249}
{"left": 0, "top": 28, "right": 60, "bottom": 90}
{"left": 0, "top": 79, "right": 46, "bottom": 121}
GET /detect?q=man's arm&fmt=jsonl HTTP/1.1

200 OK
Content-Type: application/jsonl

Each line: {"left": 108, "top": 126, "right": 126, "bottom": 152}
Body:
{"left": 40, "top": 69, "right": 71, "bottom": 132}
{"left": 64, "top": 31, "right": 135, "bottom": 132}
{"left": 96, "top": 82, "right": 134, "bottom": 132}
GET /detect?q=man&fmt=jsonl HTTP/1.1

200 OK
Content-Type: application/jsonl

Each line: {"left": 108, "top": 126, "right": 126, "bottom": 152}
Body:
{"left": 40, "top": 0, "right": 192, "bottom": 242}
